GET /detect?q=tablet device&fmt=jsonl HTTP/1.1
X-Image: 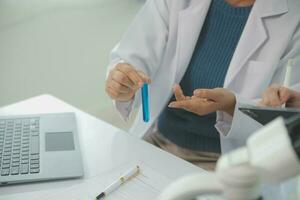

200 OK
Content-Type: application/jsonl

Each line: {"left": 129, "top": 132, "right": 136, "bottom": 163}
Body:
{"left": 239, "top": 105, "right": 300, "bottom": 125}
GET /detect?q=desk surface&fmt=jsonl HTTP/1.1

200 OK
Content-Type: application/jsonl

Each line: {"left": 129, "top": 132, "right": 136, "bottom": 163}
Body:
{"left": 0, "top": 95, "right": 202, "bottom": 200}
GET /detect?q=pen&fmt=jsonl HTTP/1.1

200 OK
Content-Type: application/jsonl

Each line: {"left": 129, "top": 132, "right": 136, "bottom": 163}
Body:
{"left": 283, "top": 59, "right": 294, "bottom": 88}
{"left": 141, "top": 83, "right": 150, "bottom": 122}
{"left": 95, "top": 166, "right": 140, "bottom": 200}
{"left": 282, "top": 59, "right": 294, "bottom": 107}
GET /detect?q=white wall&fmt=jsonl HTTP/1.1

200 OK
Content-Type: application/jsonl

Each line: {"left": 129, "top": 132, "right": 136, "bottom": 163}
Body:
{"left": 0, "top": 0, "right": 143, "bottom": 130}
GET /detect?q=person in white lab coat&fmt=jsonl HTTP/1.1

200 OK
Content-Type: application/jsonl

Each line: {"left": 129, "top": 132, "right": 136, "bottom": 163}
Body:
{"left": 105, "top": 0, "right": 300, "bottom": 171}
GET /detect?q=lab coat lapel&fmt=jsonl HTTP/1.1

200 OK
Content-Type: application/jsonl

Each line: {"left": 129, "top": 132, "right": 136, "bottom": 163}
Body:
{"left": 224, "top": 0, "right": 288, "bottom": 88}
{"left": 131, "top": 0, "right": 213, "bottom": 137}
{"left": 175, "top": 0, "right": 212, "bottom": 83}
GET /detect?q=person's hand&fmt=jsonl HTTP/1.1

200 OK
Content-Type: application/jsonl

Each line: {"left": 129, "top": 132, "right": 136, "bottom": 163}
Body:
{"left": 105, "top": 63, "right": 151, "bottom": 101}
{"left": 260, "top": 84, "right": 300, "bottom": 108}
{"left": 168, "top": 85, "right": 236, "bottom": 116}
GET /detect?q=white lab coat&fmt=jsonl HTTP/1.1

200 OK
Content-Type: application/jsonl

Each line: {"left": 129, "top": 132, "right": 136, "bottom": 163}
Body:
{"left": 108, "top": 0, "right": 300, "bottom": 199}
{"left": 109, "top": 0, "right": 300, "bottom": 151}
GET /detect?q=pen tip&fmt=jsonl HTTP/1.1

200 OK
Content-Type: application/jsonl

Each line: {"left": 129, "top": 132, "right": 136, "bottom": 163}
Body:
{"left": 96, "top": 192, "right": 105, "bottom": 200}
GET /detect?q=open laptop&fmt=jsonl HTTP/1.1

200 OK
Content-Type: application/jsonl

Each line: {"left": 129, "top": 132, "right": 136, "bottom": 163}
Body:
{"left": 0, "top": 113, "right": 83, "bottom": 185}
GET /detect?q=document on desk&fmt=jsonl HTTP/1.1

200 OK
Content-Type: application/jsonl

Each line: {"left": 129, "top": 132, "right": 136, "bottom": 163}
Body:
{"left": 43, "top": 161, "right": 171, "bottom": 200}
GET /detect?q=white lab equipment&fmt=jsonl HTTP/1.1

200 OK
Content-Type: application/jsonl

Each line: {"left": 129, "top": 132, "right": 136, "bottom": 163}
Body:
{"left": 158, "top": 115, "right": 300, "bottom": 200}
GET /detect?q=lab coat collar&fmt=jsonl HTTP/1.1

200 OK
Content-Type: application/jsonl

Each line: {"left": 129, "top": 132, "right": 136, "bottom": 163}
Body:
{"left": 174, "top": 0, "right": 211, "bottom": 83}
{"left": 175, "top": 0, "right": 289, "bottom": 87}
{"left": 256, "top": 0, "right": 288, "bottom": 18}
{"left": 224, "top": 0, "right": 288, "bottom": 87}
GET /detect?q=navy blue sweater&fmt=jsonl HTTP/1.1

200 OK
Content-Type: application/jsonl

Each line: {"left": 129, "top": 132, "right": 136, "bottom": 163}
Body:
{"left": 158, "top": 0, "right": 252, "bottom": 153}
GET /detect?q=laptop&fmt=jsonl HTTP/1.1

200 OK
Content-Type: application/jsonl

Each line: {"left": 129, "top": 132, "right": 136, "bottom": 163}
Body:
{"left": 0, "top": 112, "right": 83, "bottom": 185}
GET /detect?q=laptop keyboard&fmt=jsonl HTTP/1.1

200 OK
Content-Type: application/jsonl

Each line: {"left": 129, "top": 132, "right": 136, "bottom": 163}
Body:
{"left": 0, "top": 118, "right": 40, "bottom": 176}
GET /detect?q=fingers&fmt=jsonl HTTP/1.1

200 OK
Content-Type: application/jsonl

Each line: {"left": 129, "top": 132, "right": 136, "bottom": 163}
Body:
{"left": 106, "top": 73, "right": 135, "bottom": 101}
{"left": 110, "top": 69, "right": 135, "bottom": 89}
{"left": 168, "top": 98, "right": 217, "bottom": 115}
{"left": 169, "top": 87, "right": 224, "bottom": 115}
{"left": 173, "top": 84, "right": 186, "bottom": 101}
{"left": 109, "top": 78, "right": 131, "bottom": 94}
{"left": 105, "top": 85, "right": 119, "bottom": 99}
{"left": 193, "top": 89, "right": 220, "bottom": 101}
{"left": 191, "top": 95, "right": 211, "bottom": 102}
{"left": 106, "top": 63, "right": 152, "bottom": 101}
{"left": 116, "top": 64, "right": 151, "bottom": 88}
{"left": 280, "top": 87, "right": 300, "bottom": 108}
{"left": 191, "top": 88, "right": 235, "bottom": 115}
{"left": 105, "top": 85, "right": 134, "bottom": 101}
{"left": 116, "top": 64, "right": 143, "bottom": 88}
{"left": 137, "top": 70, "right": 151, "bottom": 84}
{"left": 169, "top": 100, "right": 193, "bottom": 109}
{"left": 279, "top": 86, "right": 292, "bottom": 104}
{"left": 260, "top": 84, "right": 282, "bottom": 107}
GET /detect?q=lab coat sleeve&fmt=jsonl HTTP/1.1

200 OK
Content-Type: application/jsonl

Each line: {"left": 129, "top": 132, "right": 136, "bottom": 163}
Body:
{"left": 107, "top": 0, "right": 169, "bottom": 121}
{"left": 215, "top": 94, "right": 262, "bottom": 139}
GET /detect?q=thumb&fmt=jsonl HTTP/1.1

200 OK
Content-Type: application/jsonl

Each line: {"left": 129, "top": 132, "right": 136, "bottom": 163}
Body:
{"left": 137, "top": 70, "right": 151, "bottom": 84}
{"left": 173, "top": 84, "right": 186, "bottom": 101}
{"left": 279, "top": 87, "right": 292, "bottom": 104}
{"left": 193, "top": 89, "right": 220, "bottom": 101}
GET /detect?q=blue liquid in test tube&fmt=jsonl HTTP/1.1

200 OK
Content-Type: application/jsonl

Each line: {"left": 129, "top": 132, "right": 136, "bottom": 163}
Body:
{"left": 141, "top": 84, "right": 150, "bottom": 123}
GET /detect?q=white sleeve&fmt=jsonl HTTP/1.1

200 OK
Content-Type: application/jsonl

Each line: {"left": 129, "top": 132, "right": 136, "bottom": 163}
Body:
{"left": 215, "top": 94, "right": 261, "bottom": 138}
{"left": 107, "top": 0, "right": 169, "bottom": 121}
{"left": 114, "top": 100, "right": 135, "bottom": 122}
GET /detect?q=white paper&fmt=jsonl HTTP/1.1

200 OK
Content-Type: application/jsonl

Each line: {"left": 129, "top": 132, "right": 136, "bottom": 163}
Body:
{"left": 43, "top": 161, "right": 171, "bottom": 200}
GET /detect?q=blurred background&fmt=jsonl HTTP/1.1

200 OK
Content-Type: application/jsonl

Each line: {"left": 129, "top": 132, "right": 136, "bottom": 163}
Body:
{"left": 0, "top": 0, "right": 144, "bottom": 130}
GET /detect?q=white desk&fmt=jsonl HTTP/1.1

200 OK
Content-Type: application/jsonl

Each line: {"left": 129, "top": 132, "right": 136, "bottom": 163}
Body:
{"left": 0, "top": 95, "right": 202, "bottom": 200}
